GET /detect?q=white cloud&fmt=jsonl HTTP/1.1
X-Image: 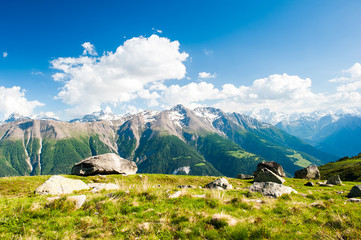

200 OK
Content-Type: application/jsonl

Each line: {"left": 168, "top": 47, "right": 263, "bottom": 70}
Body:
{"left": 203, "top": 49, "right": 213, "bottom": 56}
{"left": 152, "top": 28, "right": 163, "bottom": 34}
{"left": 0, "top": 86, "right": 43, "bottom": 120}
{"left": 329, "top": 63, "right": 361, "bottom": 92}
{"left": 198, "top": 72, "right": 216, "bottom": 79}
{"left": 31, "top": 71, "right": 45, "bottom": 76}
{"left": 3, "top": 52, "right": 7, "bottom": 58}
{"left": 52, "top": 35, "right": 188, "bottom": 116}
{"left": 81, "top": 42, "right": 97, "bottom": 56}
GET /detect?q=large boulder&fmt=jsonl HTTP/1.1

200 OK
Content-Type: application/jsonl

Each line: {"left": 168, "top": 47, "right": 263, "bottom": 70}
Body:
{"left": 71, "top": 153, "right": 137, "bottom": 176}
{"left": 204, "top": 177, "right": 233, "bottom": 190}
{"left": 294, "top": 165, "right": 320, "bottom": 179}
{"left": 254, "top": 168, "right": 285, "bottom": 184}
{"left": 35, "top": 176, "right": 89, "bottom": 195}
{"left": 249, "top": 182, "right": 297, "bottom": 198}
{"left": 253, "top": 161, "right": 286, "bottom": 178}
{"left": 327, "top": 175, "right": 342, "bottom": 185}
{"left": 348, "top": 185, "right": 361, "bottom": 198}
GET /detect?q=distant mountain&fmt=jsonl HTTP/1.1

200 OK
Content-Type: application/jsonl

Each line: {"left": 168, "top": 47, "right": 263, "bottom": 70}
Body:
{"left": 275, "top": 114, "right": 361, "bottom": 157}
{"left": 0, "top": 105, "right": 336, "bottom": 177}
{"left": 319, "top": 154, "right": 361, "bottom": 181}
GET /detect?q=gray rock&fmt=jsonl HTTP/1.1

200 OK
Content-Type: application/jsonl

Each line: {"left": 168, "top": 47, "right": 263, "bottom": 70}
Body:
{"left": 71, "top": 153, "right": 137, "bottom": 176}
{"left": 327, "top": 175, "right": 342, "bottom": 185}
{"left": 204, "top": 177, "right": 233, "bottom": 190}
{"left": 177, "top": 185, "right": 196, "bottom": 189}
{"left": 305, "top": 181, "right": 315, "bottom": 186}
{"left": 347, "top": 198, "right": 361, "bottom": 203}
{"left": 67, "top": 195, "right": 87, "bottom": 209}
{"left": 254, "top": 168, "right": 285, "bottom": 184}
{"left": 35, "top": 175, "right": 89, "bottom": 195}
{"left": 87, "top": 183, "right": 120, "bottom": 192}
{"left": 253, "top": 161, "right": 286, "bottom": 178}
{"left": 169, "top": 191, "right": 182, "bottom": 198}
{"left": 237, "top": 174, "right": 254, "bottom": 179}
{"left": 249, "top": 182, "right": 297, "bottom": 198}
{"left": 348, "top": 185, "right": 361, "bottom": 198}
{"left": 294, "top": 165, "right": 320, "bottom": 179}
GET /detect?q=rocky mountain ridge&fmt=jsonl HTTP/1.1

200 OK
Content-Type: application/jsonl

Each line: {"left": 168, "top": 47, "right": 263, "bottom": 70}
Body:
{"left": 0, "top": 105, "right": 337, "bottom": 177}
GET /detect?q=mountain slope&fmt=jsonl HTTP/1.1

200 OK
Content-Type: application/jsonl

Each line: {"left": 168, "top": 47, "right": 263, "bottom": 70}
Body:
{"left": 0, "top": 105, "right": 334, "bottom": 177}
{"left": 276, "top": 114, "right": 361, "bottom": 157}
{"left": 319, "top": 154, "right": 361, "bottom": 181}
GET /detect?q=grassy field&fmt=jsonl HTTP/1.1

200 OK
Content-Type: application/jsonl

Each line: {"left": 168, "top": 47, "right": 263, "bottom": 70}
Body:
{"left": 0, "top": 174, "right": 360, "bottom": 239}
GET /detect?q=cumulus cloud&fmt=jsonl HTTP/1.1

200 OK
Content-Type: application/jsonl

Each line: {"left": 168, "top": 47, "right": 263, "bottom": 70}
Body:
{"left": 159, "top": 73, "right": 326, "bottom": 113}
{"left": 3, "top": 52, "right": 8, "bottom": 58}
{"left": 0, "top": 86, "right": 43, "bottom": 119}
{"left": 52, "top": 35, "right": 188, "bottom": 116}
{"left": 81, "top": 42, "right": 97, "bottom": 56}
{"left": 330, "top": 63, "right": 361, "bottom": 92}
{"left": 198, "top": 72, "right": 216, "bottom": 79}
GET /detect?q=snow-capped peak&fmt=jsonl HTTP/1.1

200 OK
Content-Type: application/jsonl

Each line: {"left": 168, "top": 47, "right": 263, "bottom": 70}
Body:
{"left": 193, "top": 107, "right": 223, "bottom": 123}
{"left": 4, "top": 113, "right": 31, "bottom": 123}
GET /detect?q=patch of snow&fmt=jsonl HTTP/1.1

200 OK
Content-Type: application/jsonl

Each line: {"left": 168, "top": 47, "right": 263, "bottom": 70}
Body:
{"left": 193, "top": 107, "right": 222, "bottom": 122}
{"left": 168, "top": 111, "right": 185, "bottom": 128}
{"left": 141, "top": 110, "right": 159, "bottom": 123}
{"left": 173, "top": 166, "right": 191, "bottom": 175}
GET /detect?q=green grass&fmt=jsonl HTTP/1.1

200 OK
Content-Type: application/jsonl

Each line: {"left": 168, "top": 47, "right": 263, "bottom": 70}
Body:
{"left": 286, "top": 151, "right": 312, "bottom": 168}
{"left": 319, "top": 154, "right": 361, "bottom": 181}
{"left": 1, "top": 174, "right": 361, "bottom": 239}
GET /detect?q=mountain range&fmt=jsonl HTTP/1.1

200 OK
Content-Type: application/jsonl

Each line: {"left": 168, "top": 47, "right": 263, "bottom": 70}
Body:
{"left": 0, "top": 105, "right": 338, "bottom": 178}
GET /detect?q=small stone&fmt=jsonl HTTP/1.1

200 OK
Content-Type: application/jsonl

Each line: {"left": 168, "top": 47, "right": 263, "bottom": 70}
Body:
{"left": 304, "top": 181, "right": 315, "bottom": 186}
{"left": 337, "top": 191, "right": 344, "bottom": 195}
{"left": 327, "top": 175, "right": 342, "bottom": 185}
{"left": 87, "top": 183, "right": 120, "bottom": 192}
{"left": 152, "top": 184, "right": 161, "bottom": 188}
{"left": 249, "top": 182, "right": 297, "bottom": 198}
{"left": 35, "top": 176, "right": 89, "bottom": 195}
{"left": 347, "top": 198, "right": 361, "bottom": 203}
{"left": 67, "top": 195, "right": 87, "bottom": 209}
{"left": 177, "top": 185, "right": 196, "bottom": 189}
{"left": 347, "top": 185, "right": 361, "bottom": 198}
{"left": 204, "top": 177, "right": 233, "bottom": 190}
{"left": 169, "top": 191, "right": 182, "bottom": 199}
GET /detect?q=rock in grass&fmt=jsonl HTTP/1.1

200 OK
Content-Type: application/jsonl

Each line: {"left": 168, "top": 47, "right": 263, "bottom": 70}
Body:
{"left": 71, "top": 153, "right": 137, "bottom": 176}
{"left": 87, "top": 183, "right": 120, "bottom": 192}
{"left": 204, "top": 177, "right": 233, "bottom": 190}
{"left": 253, "top": 161, "right": 286, "bottom": 178}
{"left": 347, "top": 185, "right": 361, "bottom": 198}
{"left": 305, "top": 181, "right": 315, "bottom": 187}
{"left": 327, "top": 175, "right": 342, "bottom": 185}
{"left": 294, "top": 165, "right": 320, "bottom": 179}
{"left": 347, "top": 198, "right": 361, "bottom": 203}
{"left": 249, "top": 182, "right": 297, "bottom": 198}
{"left": 254, "top": 168, "right": 285, "bottom": 184}
{"left": 169, "top": 191, "right": 182, "bottom": 198}
{"left": 177, "top": 185, "right": 196, "bottom": 189}
{"left": 237, "top": 174, "right": 254, "bottom": 179}
{"left": 35, "top": 176, "right": 89, "bottom": 195}
{"left": 67, "top": 195, "right": 87, "bottom": 209}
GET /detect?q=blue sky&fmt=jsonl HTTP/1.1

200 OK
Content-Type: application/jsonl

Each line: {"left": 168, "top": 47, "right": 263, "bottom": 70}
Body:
{"left": 1, "top": 0, "right": 361, "bottom": 120}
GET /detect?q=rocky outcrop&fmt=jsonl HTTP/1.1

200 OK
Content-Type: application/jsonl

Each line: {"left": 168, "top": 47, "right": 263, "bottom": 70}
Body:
{"left": 204, "top": 177, "right": 233, "bottom": 190}
{"left": 35, "top": 175, "right": 89, "bottom": 195}
{"left": 254, "top": 168, "right": 285, "bottom": 184}
{"left": 327, "top": 175, "right": 342, "bottom": 185}
{"left": 348, "top": 185, "right": 361, "bottom": 198}
{"left": 71, "top": 153, "right": 137, "bottom": 176}
{"left": 249, "top": 182, "right": 297, "bottom": 198}
{"left": 237, "top": 174, "right": 254, "bottom": 179}
{"left": 294, "top": 165, "right": 320, "bottom": 179}
{"left": 253, "top": 161, "right": 286, "bottom": 178}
